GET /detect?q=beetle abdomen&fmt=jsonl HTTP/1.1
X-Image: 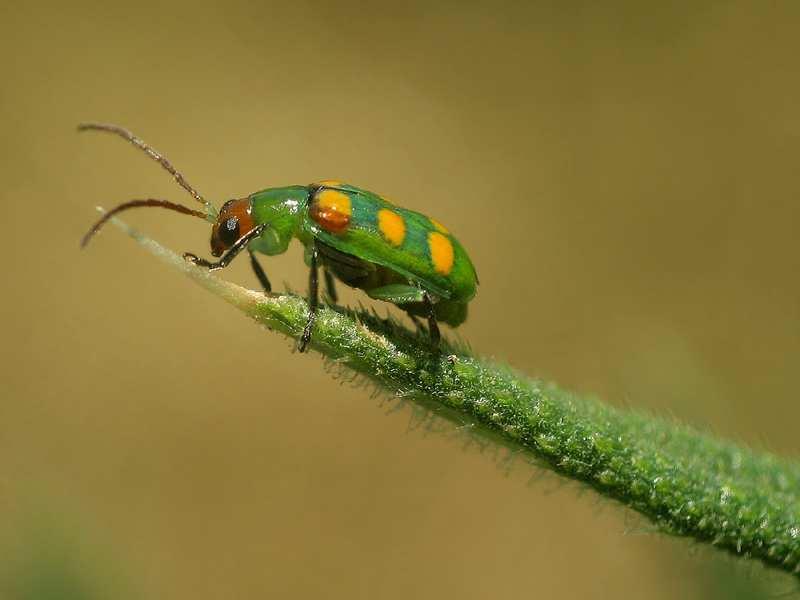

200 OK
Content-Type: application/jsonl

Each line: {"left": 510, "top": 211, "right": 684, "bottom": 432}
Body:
{"left": 305, "top": 182, "right": 477, "bottom": 303}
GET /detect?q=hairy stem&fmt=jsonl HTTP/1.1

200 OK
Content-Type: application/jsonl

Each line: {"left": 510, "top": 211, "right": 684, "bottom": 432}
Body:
{"left": 107, "top": 217, "right": 800, "bottom": 580}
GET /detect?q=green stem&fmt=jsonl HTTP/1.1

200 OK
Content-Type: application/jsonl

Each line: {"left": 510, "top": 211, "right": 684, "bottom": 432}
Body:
{"left": 109, "top": 217, "right": 800, "bottom": 579}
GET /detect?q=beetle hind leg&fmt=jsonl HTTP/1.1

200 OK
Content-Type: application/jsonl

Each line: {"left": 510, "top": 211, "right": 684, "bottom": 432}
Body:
{"left": 365, "top": 284, "right": 441, "bottom": 350}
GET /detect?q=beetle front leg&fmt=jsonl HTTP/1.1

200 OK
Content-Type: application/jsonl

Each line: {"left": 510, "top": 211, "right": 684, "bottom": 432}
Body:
{"left": 298, "top": 242, "right": 319, "bottom": 353}
{"left": 184, "top": 224, "right": 266, "bottom": 271}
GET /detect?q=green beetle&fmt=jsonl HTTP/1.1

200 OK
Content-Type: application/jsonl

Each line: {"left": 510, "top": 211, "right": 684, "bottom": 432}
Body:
{"left": 80, "top": 123, "right": 478, "bottom": 352}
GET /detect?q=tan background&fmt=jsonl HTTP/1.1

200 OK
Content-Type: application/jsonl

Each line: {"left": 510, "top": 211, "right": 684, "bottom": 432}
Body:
{"left": 1, "top": 1, "right": 798, "bottom": 597}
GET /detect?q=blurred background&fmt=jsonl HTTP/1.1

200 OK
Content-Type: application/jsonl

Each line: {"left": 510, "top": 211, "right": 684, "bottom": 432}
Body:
{"left": 1, "top": 0, "right": 799, "bottom": 597}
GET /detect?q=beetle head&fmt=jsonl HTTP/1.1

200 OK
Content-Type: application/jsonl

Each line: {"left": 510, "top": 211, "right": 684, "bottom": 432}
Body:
{"left": 211, "top": 198, "right": 256, "bottom": 257}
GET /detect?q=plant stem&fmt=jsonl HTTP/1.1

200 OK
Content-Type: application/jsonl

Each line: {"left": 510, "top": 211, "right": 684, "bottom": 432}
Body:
{"left": 107, "top": 217, "right": 800, "bottom": 580}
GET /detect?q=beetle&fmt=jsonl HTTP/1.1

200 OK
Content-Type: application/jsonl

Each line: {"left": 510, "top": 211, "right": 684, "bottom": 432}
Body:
{"left": 80, "top": 123, "right": 478, "bottom": 352}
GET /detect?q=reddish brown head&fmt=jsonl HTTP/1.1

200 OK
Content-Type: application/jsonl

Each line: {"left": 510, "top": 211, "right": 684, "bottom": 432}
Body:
{"left": 211, "top": 198, "right": 256, "bottom": 257}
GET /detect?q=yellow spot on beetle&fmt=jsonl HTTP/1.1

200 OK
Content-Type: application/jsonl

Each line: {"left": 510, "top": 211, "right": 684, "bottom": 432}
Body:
{"left": 311, "top": 188, "right": 352, "bottom": 233}
{"left": 430, "top": 218, "right": 449, "bottom": 234}
{"left": 378, "top": 209, "right": 406, "bottom": 247}
{"left": 317, "top": 189, "right": 351, "bottom": 212}
{"left": 429, "top": 231, "right": 454, "bottom": 276}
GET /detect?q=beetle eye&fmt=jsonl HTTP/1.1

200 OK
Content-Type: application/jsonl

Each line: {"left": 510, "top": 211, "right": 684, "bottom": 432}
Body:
{"left": 219, "top": 216, "right": 240, "bottom": 246}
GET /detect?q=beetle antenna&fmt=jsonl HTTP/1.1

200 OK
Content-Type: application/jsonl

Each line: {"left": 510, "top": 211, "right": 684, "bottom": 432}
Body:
{"left": 77, "top": 122, "right": 215, "bottom": 216}
{"left": 81, "top": 198, "right": 208, "bottom": 248}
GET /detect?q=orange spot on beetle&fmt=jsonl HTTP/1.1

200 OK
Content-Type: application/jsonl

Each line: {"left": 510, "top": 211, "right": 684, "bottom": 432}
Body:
{"left": 428, "top": 231, "right": 454, "bottom": 275}
{"left": 378, "top": 209, "right": 406, "bottom": 247}
{"left": 310, "top": 188, "right": 352, "bottom": 234}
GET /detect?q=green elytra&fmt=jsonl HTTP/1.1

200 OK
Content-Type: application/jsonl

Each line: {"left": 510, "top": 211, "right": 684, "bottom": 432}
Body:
{"left": 79, "top": 124, "right": 478, "bottom": 352}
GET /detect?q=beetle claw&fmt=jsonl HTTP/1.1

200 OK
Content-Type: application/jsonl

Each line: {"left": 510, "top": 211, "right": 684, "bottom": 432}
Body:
{"left": 183, "top": 252, "right": 212, "bottom": 269}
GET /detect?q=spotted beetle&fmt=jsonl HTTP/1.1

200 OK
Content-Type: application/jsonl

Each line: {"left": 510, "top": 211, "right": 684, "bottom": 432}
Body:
{"left": 80, "top": 123, "right": 478, "bottom": 352}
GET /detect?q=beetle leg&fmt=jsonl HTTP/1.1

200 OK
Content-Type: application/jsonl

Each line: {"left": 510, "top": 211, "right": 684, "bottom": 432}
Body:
{"left": 248, "top": 249, "right": 272, "bottom": 293}
{"left": 299, "top": 242, "right": 319, "bottom": 353}
{"left": 422, "top": 292, "right": 441, "bottom": 350}
{"left": 365, "top": 284, "right": 425, "bottom": 304}
{"left": 408, "top": 314, "right": 425, "bottom": 333}
{"left": 323, "top": 269, "right": 338, "bottom": 304}
{"left": 184, "top": 224, "right": 266, "bottom": 270}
